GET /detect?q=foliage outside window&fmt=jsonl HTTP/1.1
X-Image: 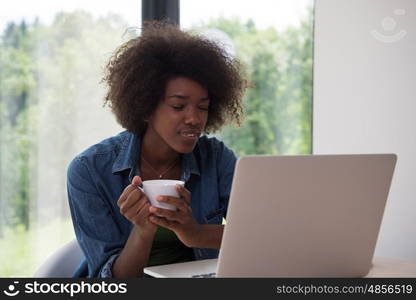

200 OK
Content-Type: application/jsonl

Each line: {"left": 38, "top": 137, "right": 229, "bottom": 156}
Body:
{"left": 205, "top": 14, "right": 313, "bottom": 155}
{"left": 0, "top": 12, "right": 127, "bottom": 276}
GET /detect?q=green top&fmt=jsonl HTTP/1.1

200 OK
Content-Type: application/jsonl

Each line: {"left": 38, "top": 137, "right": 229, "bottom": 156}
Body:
{"left": 146, "top": 226, "right": 194, "bottom": 267}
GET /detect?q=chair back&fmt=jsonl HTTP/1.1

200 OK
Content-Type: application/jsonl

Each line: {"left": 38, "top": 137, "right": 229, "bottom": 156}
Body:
{"left": 34, "top": 239, "right": 84, "bottom": 277}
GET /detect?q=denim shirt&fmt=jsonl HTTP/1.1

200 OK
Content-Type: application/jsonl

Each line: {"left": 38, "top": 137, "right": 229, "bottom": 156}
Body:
{"left": 67, "top": 131, "right": 236, "bottom": 277}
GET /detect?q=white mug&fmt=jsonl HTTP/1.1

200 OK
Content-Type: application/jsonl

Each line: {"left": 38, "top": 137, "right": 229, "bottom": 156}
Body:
{"left": 141, "top": 179, "right": 185, "bottom": 211}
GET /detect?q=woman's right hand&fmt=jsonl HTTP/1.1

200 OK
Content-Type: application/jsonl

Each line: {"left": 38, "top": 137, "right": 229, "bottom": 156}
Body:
{"left": 117, "top": 176, "right": 157, "bottom": 237}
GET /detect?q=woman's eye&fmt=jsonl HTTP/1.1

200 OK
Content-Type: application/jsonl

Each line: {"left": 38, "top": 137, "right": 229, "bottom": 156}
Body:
{"left": 199, "top": 106, "right": 209, "bottom": 111}
{"left": 172, "top": 105, "right": 184, "bottom": 110}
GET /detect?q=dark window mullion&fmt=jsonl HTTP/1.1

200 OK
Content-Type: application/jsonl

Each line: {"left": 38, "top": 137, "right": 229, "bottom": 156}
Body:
{"left": 142, "top": 0, "right": 180, "bottom": 25}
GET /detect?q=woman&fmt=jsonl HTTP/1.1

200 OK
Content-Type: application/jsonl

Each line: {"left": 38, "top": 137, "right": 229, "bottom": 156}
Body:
{"left": 67, "top": 21, "right": 247, "bottom": 278}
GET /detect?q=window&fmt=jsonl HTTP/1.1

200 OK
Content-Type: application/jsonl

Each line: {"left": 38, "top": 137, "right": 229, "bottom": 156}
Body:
{"left": 0, "top": 0, "right": 140, "bottom": 277}
{"left": 181, "top": 0, "right": 313, "bottom": 155}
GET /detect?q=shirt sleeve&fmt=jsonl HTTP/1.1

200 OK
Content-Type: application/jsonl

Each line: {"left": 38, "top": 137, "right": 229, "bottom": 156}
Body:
{"left": 216, "top": 141, "right": 237, "bottom": 219}
{"left": 99, "top": 254, "right": 119, "bottom": 277}
{"left": 67, "top": 156, "right": 124, "bottom": 278}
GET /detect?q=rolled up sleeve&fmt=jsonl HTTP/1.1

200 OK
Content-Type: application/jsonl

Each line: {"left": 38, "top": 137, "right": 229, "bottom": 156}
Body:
{"left": 99, "top": 254, "right": 119, "bottom": 277}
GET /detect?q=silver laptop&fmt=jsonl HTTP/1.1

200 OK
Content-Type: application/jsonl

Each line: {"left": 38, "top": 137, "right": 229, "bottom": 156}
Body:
{"left": 144, "top": 154, "right": 397, "bottom": 277}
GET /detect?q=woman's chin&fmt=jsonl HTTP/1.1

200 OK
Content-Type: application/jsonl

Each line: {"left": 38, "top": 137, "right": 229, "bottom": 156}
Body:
{"left": 173, "top": 142, "right": 197, "bottom": 154}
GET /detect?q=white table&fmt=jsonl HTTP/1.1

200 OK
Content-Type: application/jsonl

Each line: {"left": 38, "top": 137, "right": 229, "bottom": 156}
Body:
{"left": 366, "top": 257, "right": 416, "bottom": 277}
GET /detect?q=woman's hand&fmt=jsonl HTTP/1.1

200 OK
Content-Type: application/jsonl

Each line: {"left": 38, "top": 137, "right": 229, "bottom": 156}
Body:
{"left": 148, "top": 185, "right": 201, "bottom": 247}
{"left": 117, "top": 176, "right": 157, "bottom": 238}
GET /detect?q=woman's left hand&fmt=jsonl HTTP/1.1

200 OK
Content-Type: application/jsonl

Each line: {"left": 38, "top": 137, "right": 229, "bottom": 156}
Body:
{"left": 148, "top": 185, "right": 201, "bottom": 247}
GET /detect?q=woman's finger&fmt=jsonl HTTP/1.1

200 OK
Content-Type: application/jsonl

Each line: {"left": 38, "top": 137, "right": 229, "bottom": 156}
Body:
{"left": 117, "top": 185, "right": 137, "bottom": 207}
{"left": 149, "top": 215, "right": 175, "bottom": 230}
{"left": 117, "top": 176, "right": 143, "bottom": 207}
{"left": 176, "top": 185, "right": 191, "bottom": 205}
{"left": 132, "top": 175, "right": 142, "bottom": 187}
{"left": 119, "top": 188, "right": 143, "bottom": 214}
{"left": 149, "top": 206, "right": 180, "bottom": 221}
{"left": 124, "top": 196, "right": 148, "bottom": 220}
{"left": 156, "top": 195, "right": 188, "bottom": 211}
{"left": 132, "top": 202, "right": 152, "bottom": 225}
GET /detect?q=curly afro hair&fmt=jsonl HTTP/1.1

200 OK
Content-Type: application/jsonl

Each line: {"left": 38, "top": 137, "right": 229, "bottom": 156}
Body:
{"left": 103, "top": 21, "right": 247, "bottom": 134}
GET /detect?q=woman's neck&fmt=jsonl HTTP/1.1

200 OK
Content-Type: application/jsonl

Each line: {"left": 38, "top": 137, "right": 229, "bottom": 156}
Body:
{"left": 140, "top": 129, "right": 180, "bottom": 169}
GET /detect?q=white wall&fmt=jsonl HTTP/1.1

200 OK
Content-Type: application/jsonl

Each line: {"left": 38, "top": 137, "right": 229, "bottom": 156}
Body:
{"left": 313, "top": 0, "right": 416, "bottom": 259}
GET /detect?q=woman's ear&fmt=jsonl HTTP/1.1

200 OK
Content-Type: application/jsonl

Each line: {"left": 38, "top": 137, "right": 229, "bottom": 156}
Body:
{"left": 145, "top": 112, "right": 155, "bottom": 123}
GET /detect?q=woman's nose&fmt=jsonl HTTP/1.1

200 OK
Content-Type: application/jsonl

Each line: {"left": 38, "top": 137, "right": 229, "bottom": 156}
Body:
{"left": 184, "top": 107, "right": 201, "bottom": 125}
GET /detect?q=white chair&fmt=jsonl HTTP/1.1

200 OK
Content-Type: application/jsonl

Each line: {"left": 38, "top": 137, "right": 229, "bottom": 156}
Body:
{"left": 34, "top": 239, "right": 84, "bottom": 277}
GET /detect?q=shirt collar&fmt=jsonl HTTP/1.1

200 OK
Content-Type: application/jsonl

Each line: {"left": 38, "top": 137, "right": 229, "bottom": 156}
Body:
{"left": 112, "top": 131, "right": 200, "bottom": 182}
{"left": 111, "top": 132, "right": 141, "bottom": 182}
{"left": 181, "top": 149, "right": 201, "bottom": 182}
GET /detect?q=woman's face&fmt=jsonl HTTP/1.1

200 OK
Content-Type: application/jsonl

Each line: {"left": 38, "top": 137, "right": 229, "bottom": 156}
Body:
{"left": 146, "top": 77, "right": 210, "bottom": 154}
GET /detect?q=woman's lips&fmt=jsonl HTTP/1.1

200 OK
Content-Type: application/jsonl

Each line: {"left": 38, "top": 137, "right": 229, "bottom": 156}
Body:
{"left": 179, "top": 131, "right": 200, "bottom": 141}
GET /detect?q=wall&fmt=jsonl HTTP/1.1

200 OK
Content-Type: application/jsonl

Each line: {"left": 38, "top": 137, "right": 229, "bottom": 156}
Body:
{"left": 313, "top": 0, "right": 416, "bottom": 259}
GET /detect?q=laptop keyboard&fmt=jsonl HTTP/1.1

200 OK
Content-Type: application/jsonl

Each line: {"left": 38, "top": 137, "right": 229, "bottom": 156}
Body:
{"left": 191, "top": 272, "right": 216, "bottom": 278}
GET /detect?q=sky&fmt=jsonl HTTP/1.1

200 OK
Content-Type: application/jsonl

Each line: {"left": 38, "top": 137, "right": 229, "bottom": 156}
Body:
{"left": 0, "top": 0, "right": 141, "bottom": 30}
{"left": 0, "top": 0, "right": 312, "bottom": 32}
{"left": 181, "top": 0, "right": 312, "bottom": 30}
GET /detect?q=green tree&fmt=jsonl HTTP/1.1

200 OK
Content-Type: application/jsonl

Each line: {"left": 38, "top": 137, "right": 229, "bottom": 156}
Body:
{"left": 0, "top": 11, "right": 130, "bottom": 232}
{"left": 1, "top": 10, "right": 129, "bottom": 276}
{"left": 198, "top": 12, "right": 313, "bottom": 156}
{"left": 0, "top": 21, "right": 37, "bottom": 230}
